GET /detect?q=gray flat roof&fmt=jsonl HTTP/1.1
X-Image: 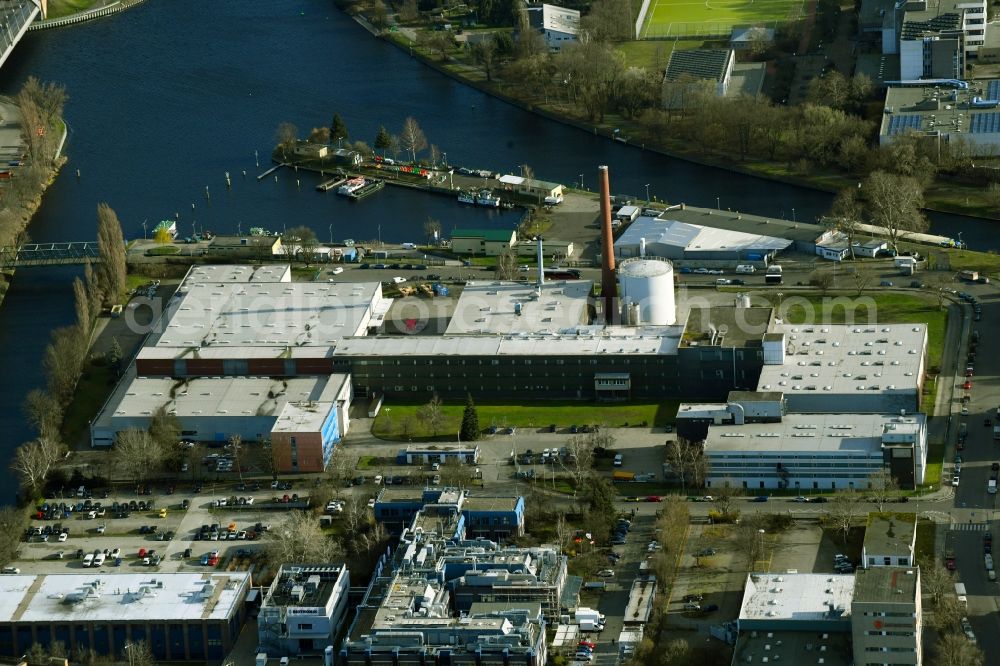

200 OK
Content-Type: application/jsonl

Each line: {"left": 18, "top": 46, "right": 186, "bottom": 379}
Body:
{"left": 101, "top": 375, "right": 347, "bottom": 422}
{"left": 149, "top": 278, "right": 382, "bottom": 348}
{"left": 445, "top": 280, "right": 592, "bottom": 335}
{"left": 615, "top": 216, "right": 792, "bottom": 254}
{"left": 863, "top": 513, "right": 917, "bottom": 557}
{"left": 0, "top": 573, "right": 249, "bottom": 623}
{"left": 739, "top": 572, "right": 855, "bottom": 622}
{"left": 733, "top": 629, "right": 852, "bottom": 666}
{"left": 704, "top": 413, "right": 925, "bottom": 454}
{"left": 758, "top": 324, "right": 926, "bottom": 401}
{"left": 853, "top": 566, "right": 918, "bottom": 604}
{"left": 881, "top": 82, "right": 1000, "bottom": 140}
{"left": 683, "top": 306, "right": 773, "bottom": 348}
{"left": 334, "top": 327, "right": 684, "bottom": 357}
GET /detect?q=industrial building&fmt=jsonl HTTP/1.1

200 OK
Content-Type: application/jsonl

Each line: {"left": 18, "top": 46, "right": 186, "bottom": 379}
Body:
{"left": 880, "top": 80, "right": 1000, "bottom": 155}
{"left": 90, "top": 374, "right": 352, "bottom": 473}
{"left": 373, "top": 488, "right": 525, "bottom": 540}
{"left": 734, "top": 568, "right": 923, "bottom": 665}
{"left": 863, "top": 513, "right": 918, "bottom": 568}
{"left": 449, "top": 228, "right": 517, "bottom": 256}
{"left": 663, "top": 49, "right": 736, "bottom": 100}
{"left": 258, "top": 564, "right": 350, "bottom": 659}
{"left": 756, "top": 323, "right": 927, "bottom": 414}
{"left": 613, "top": 215, "right": 793, "bottom": 263}
{"left": 340, "top": 491, "right": 565, "bottom": 665}
{"left": 496, "top": 174, "right": 565, "bottom": 202}
{"left": 734, "top": 573, "right": 856, "bottom": 665}
{"left": 444, "top": 280, "right": 592, "bottom": 335}
{"left": 0, "top": 572, "right": 251, "bottom": 662}
{"left": 702, "top": 412, "right": 928, "bottom": 490}
{"left": 851, "top": 567, "right": 922, "bottom": 664}
{"left": 207, "top": 234, "right": 284, "bottom": 258}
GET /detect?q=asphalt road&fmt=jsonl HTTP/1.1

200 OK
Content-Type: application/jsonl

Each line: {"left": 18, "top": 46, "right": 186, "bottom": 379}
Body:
{"left": 943, "top": 278, "right": 1000, "bottom": 656}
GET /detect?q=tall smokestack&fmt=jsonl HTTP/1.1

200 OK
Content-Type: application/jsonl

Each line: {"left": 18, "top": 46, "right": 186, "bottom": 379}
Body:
{"left": 598, "top": 165, "right": 617, "bottom": 324}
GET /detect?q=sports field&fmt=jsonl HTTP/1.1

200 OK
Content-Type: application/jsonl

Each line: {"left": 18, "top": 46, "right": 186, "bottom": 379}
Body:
{"left": 640, "top": 0, "right": 806, "bottom": 39}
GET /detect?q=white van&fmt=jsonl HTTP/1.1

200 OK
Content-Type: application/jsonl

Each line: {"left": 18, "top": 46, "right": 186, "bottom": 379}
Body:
{"left": 613, "top": 454, "right": 624, "bottom": 467}
{"left": 83, "top": 553, "right": 94, "bottom": 567}
{"left": 989, "top": 479, "right": 997, "bottom": 494}
{"left": 401, "top": 242, "right": 417, "bottom": 250}
{"left": 736, "top": 265, "right": 756, "bottom": 274}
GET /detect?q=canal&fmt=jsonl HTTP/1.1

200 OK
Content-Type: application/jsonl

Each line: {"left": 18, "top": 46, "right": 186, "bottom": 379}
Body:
{"left": 0, "top": 0, "right": 991, "bottom": 504}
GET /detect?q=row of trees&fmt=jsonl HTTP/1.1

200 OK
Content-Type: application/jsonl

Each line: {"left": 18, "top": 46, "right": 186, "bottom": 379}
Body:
{"left": 0, "top": 77, "right": 68, "bottom": 249}
{"left": 11, "top": 204, "right": 127, "bottom": 499}
{"left": 22, "top": 639, "right": 156, "bottom": 666}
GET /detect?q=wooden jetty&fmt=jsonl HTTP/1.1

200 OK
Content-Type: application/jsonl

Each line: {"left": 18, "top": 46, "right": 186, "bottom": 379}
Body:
{"left": 317, "top": 176, "right": 347, "bottom": 192}
{"left": 256, "top": 163, "right": 284, "bottom": 181}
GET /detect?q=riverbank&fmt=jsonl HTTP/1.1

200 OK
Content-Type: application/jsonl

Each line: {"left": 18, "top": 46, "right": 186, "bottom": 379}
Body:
{"left": 30, "top": 0, "right": 147, "bottom": 31}
{"left": 355, "top": 15, "right": 999, "bottom": 222}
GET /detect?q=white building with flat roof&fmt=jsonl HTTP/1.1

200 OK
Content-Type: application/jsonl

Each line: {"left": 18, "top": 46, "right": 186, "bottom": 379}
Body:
{"left": 703, "top": 413, "right": 928, "bottom": 490}
{"left": 758, "top": 323, "right": 927, "bottom": 414}
{"left": 259, "top": 564, "right": 350, "bottom": 659}
{"left": 91, "top": 374, "right": 352, "bottom": 448}
{"left": 0, "top": 572, "right": 250, "bottom": 662}
{"left": 614, "top": 216, "right": 792, "bottom": 262}
{"left": 445, "top": 280, "right": 592, "bottom": 335}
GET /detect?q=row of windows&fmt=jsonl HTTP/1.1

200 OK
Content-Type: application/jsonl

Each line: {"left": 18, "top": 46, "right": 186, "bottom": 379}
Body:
{"left": 863, "top": 612, "right": 915, "bottom": 618}
{"left": 864, "top": 647, "right": 915, "bottom": 653}
{"left": 865, "top": 630, "right": 915, "bottom": 637}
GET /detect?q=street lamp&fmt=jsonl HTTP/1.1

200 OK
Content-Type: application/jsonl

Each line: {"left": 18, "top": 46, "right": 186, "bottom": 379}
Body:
{"left": 645, "top": 183, "right": 650, "bottom": 202}
{"left": 142, "top": 220, "right": 147, "bottom": 239}
{"left": 124, "top": 643, "right": 135, "bottom": 666}
{"left": 758, "top": 529, "right": 766, "bottom": 570}
{"left": 329, "top": 223, "right": 333, "bottom": 245}
{"left": 579, "top": 174, "right": 584, "bottom": 190}
{"left": 791, "top": 208, "right": 796, "bottom": 223}
{"left": 716, "top": 196, "right": 720, "bottom": 210}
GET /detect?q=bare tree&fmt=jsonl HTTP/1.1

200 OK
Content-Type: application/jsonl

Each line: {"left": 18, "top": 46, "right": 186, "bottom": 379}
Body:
{"left": 400, "top": 116, "right": 428, "bottom": 163}
{"left": 918, "top": 556, "right": 952, "bottom": 608}
{"left": 263, "top": 510, "right": 344, "bottom": 569}
{"left": 735, "top": 518, "right": 767, "bottom": 571}
{"left": 829, "top": 488, "right": 864, "bottom": 543}
{"left": 852, "top": 268, "right": 874, "bottom": 297}
{"left": 810, "top": 269, "right": 834, "bottom": 294}
{"left": 665, "top": 440, "right": 706, "bottom": 492}
{"left": 934, "top": 631, "right": 984, "bottom": 666}
{"left": 824, "top": 187, "right": 863, "bottom": 260}
{"left": 229, "top": 434, "right": 246, "bottom": 487}
{"left": 275, "top": 122, "right": 298, "bottom": 160}
{"left": 862, "top": 170, "right": 929, "bottom": 252}
{"left": 495, "top": 246, "right": 519, "bottom": 280}
{"left": 340, "top": 495, "right": 371, "bottom": 537}
{"left": 111, "top": 429, "right": 162, "bottom": 486}
{"left": 324, "top": 446, "right": 355, "bottom": 497}
{"left": 73, "top": 276, "right": 92, "bottom": 340}
{"left": 11, "top": 436, "right": 65, "bottom": 495}
{"left": 710, "top": 479, "right": 741, "bottom": 518}
{"left": 23, "top": 388, "right": 62, "bottom": 439}
{"left": 416, "top": 393, "right": 445, "bottom": 436}
{"left": 43, "top": 326, "right": 86, "bottom": 404}
{"left": 423, "top": 217, "right": 441, "bottom": 244}
{"left": 282, "top": 225, "right": 319, "bottom": 262}
{"left": 0, "top": 506, "right": 27, "bottom": 565}
{"left": 560, "top": 435, "right": 596, "bottom": 496}
{"left": 123, "top": 640, "right": 157, "bottom": 666}
{"left": 96, "top": 203, "right": 127, "bottom": 306}
{"left": 437, "top": 459, "right": 468, "bottom": 489}
{"left": 868, "top": 468, "right": 900, "bottom": 512}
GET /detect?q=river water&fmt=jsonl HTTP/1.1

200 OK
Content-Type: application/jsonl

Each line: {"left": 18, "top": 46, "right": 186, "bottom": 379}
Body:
{"left": 0, "top": 0, "right": 991, "bottom": 504}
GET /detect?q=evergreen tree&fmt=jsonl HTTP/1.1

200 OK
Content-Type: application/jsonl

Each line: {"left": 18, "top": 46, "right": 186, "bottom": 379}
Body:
{"left": 460, "top": 394, "right": 480, "bottom": 442}
{"left": 374, "top": 125, "right": 392, "bottom": 156}
{"left": 330, "top": 113, "right": 349, "bottom": 145}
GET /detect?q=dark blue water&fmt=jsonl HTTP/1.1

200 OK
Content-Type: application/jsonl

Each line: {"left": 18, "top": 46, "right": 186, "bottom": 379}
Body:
{"left": 0, "top": 0, "right": 991, "bottom": 504}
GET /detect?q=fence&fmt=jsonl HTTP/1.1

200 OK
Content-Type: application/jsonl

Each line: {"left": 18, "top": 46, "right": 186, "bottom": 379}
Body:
{"left": 634, "top": 0, "right": 653, "bottom": 39}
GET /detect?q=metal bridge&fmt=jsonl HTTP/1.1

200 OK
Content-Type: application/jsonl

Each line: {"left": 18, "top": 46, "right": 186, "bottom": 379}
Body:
{"left": 0, "top": 1, "right": 41, "bottom": 71}
{"left": 0, "top": 242, "right": 101, "bottom": 269}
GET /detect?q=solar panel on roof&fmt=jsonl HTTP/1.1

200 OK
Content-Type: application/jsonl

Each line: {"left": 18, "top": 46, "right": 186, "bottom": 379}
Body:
{"left": 970, "top": 112, "right": 1000, "bottom": 134}
{"left": 987, "top": 81, "right": 1000, "bottom": 100}
{"left": 887, "top": 115, "right": 923, "bottom": 135}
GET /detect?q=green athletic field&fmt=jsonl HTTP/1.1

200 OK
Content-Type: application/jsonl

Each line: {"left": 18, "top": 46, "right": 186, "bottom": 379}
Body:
{"left": 641, "top": 0, "right": 806, "bottom": 39}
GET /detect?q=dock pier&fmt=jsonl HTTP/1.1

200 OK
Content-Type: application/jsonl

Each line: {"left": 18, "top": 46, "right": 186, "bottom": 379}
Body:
{"left": 256, "top": 164, "right": 285, "bottom": 181}
{"left": 317, "top": 176, "right": 347, "bottom": 192}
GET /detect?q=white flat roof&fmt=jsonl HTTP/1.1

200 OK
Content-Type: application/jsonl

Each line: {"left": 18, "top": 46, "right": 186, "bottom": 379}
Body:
{"left": 758, "top": 324, "right": 926, "bottom": 400}
{"left": 149, "top": 279, "right": 382, "bottom": 348}
{"left": 739, "top": 573, "right": 855, "bottom": 623}
{"left": 445, "top": 280, "right": 592, "bottom": 335}
{"left": 704, "top": 413, "right": 925, "bottom": 454}
{"left": 105, "top": 375, "right": 348, "bottom": 421}
{"left": 0, "top": 572, "right": 250, "bottom": 623}
{"left": 615, "top": 217, "right": 793, "bottom": 254}
{"left": 334, "top": 327, "right": 684, "bottom": 357}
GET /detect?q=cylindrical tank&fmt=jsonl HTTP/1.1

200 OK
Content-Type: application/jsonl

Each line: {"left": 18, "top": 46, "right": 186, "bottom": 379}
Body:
{"left": 617, "top": 258, "right": 676, "bottom": 325}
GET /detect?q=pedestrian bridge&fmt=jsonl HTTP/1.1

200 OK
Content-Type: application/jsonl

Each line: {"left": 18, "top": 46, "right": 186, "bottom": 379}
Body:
{"left": 0, "top": 1, "right": 42, "bottom": 71}
{"left": 0, "top": 242, "right": 101, "bottom": 269}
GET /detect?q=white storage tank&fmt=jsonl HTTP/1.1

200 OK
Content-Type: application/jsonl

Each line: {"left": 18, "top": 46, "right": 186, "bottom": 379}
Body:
{"left": 617, "top": 258, "right": 676, "bottom": 325}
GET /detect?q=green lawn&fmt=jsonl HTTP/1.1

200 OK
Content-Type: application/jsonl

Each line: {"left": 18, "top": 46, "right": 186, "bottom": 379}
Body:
{"left": 780, "top": 292, "right": 947, "bottom": 370}
{"left": 642, "top": 0, "right": 806, "bottom": 38}
{"left": 617, "top": 40, "right": 701, "bottom": 69}
{"left": 146, "top": 246, "right": 180, "bottom": 256}
{"left": 914, "top": 518, "right": 936, "bottom": 561}
{"left": 373, "top": 400, "right": 681, "bottom": 440}
{"left": 46, "top": 0, "right": 101, "bottom": 19}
